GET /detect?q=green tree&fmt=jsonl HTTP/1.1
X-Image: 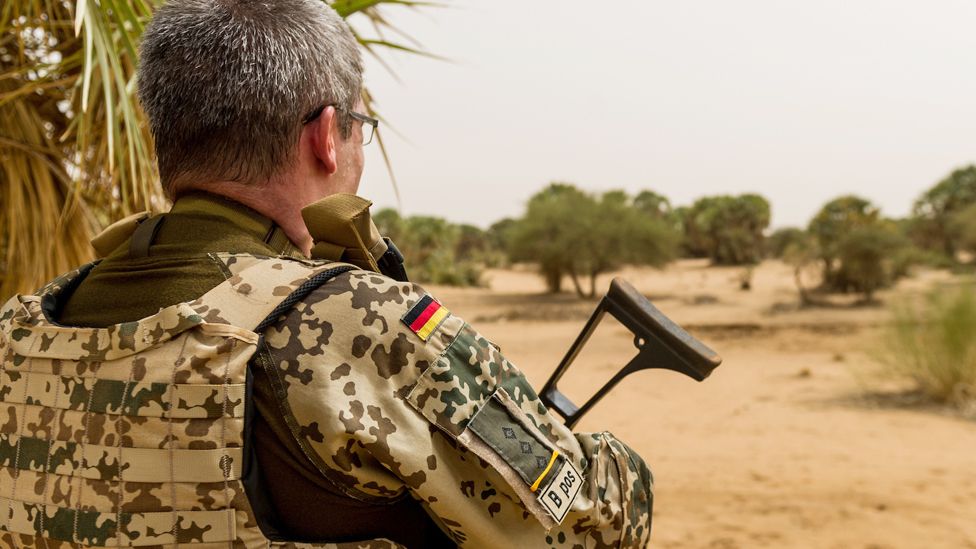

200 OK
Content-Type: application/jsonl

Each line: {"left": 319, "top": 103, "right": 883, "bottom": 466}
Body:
{"left": 948, "top": 202, "right": 976, "bottom": 262}
{"left": 373, "top": 207, "right": 405, "bottom": 243}
{"left": 808, "top": 195, "right": 881, "bottom": 288}
{"left": 677, "top": 203, "right": 707, "bottom": 258}
{"left": 808, "top": 196, "right": 913, "bottom": 299}
{"left": 1, "top": 0, "right": 440, "bottom": 299}
{"left": 911, "top": 165, "right": 976, "bottom": 259}
{"left": 455, "top": 224, "right": 488, "bottom": 261}
{"left": 767, "top": 227, "right": 807, "bottom": 259}
{"left": 572, "top": 190, "right": 677, "bottom": 297}
{"left": 508, "top": 183, "right": 591, "bottom": 293}
{"left": 486, "top": 217, "right": 516, "bottom": 252}
{"left": 682, "top": 194, "right": 771, "bottom": 265}
{"left": 633, "top": 190, "right": 673, "bottom": 220}
{"left": 509, "top": 184, "right": 677, "bottom": 297}
{"left": 782, "top": 232, "right": 820, "bottom": 306}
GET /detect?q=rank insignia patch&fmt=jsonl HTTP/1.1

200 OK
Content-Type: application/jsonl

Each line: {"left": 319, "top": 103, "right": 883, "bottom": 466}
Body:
{"left": 402, "top": 295, "right": 451, "bottom": 341}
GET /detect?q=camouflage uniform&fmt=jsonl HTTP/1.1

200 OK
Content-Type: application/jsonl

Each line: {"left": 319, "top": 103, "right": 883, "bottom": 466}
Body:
{"left": 0, "top": 202, "right": 652, "bottom": 547}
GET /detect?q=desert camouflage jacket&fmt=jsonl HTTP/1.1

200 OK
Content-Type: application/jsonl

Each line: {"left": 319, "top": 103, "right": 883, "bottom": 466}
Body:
{"left": 0, "top": 252, "right": 652, "bottom": 548}
{"left": 248, "top": 254, "right": 654, "bottom": 547}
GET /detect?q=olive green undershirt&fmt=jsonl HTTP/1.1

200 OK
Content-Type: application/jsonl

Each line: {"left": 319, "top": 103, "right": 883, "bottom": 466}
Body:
{"left": 61, "top": 192, "right": 304, "bottom": 325}
{"left": 59, "top": 192, "right": 453, "bottom": 547}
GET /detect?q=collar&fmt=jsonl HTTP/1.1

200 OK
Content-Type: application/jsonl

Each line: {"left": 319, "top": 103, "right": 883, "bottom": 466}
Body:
{"left": 170, "top": 191, "right": 305, "bottom": 259}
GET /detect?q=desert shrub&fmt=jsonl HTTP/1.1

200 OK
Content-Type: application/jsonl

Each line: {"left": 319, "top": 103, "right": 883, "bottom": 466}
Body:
{"left": 486, "top": 218, "right": 516, "bottom": 249}
{"left": 880, "top": 284, "right": 976, "bottom": 409}
{"left": 402, "top": 216, "right": 484, "bottom": 286}
{"left": 889, "top": 245, "right": 954, "bottom": 279}
{"left": 834, "top": 225, "right": 907, "bottom": 302}
{"left": 372, "top": 209, "right": 484, "bottom": 286}
{"left": 808, "top": 196, "right": 921, "bottom": 298}
{"left": 455, "top": 223, "right": 506, "bottom": 268}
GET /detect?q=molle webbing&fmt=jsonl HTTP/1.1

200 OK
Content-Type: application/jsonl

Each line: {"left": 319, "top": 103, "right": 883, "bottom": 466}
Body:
{"left": 0, "top": 256, "right": 361, "bottom": 547}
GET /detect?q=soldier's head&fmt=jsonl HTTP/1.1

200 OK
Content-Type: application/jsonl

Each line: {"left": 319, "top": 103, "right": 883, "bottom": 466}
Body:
{"left": 138, "top": 0, "right": 367, "bottom": 208}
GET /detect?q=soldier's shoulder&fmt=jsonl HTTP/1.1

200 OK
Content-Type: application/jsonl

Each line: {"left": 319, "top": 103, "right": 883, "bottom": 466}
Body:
{"left": 258, "top": 259, "right": 459, "bottom": 355}
{"left": 301, "top": 266, "right": 453, "bottom": 338}
{"left": 299, "top": 262, "right": 424, "bottom": 309}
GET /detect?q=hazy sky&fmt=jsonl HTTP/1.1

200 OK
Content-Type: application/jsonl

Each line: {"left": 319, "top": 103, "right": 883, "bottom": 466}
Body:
{"left": 358, "top": 0, "right": 975, "bottom": 229}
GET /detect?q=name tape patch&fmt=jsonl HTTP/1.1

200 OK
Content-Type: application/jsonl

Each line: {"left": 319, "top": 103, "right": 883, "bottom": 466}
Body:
{"left": 539, "top": 458, "right": 582, "bottom": 523}
{"left": 402, "top": 295, "right": 451, "bottom": 341}
{"left": 466, "top": 393, "right": 583, "bottom": 525}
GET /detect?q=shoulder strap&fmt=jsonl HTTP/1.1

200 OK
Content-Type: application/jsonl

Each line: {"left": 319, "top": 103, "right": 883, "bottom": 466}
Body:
{"left": 191, "top": 256, "right": 356, "bottom": 332}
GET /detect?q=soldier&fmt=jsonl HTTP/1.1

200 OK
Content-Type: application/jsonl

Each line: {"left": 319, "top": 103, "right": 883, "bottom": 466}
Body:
{"left": 0, "top": 0, "right": 652, "bottom": 547}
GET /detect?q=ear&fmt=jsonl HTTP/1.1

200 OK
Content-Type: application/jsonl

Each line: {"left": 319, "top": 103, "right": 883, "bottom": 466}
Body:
{"left": 310, "top": 106, "right": 339, "bottom": 175}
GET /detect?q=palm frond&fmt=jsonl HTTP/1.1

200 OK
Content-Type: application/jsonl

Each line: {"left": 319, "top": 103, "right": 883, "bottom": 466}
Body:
{"left": 0, "top": 79, "right": 94, "bottom": 298}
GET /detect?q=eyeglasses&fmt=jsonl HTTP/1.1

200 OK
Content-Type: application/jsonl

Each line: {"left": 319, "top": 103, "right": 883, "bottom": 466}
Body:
{"left": 302, "top": 104, "right": 379, "bottom": 146}
{"left": 348, "top": 110, "right": 378, "bottom": 146}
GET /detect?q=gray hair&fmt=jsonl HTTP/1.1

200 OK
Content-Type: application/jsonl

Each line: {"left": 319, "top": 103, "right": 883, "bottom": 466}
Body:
{"left": 138, "top": 0, "right": 364, "bottom": 195}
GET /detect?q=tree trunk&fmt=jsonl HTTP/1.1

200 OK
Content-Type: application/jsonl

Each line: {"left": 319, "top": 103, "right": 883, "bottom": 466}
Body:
{"left": 794, "top": 266, "right": 811, "bottom": 306}
{"left": 944, "top": 237, "right": 956, "bottom": 262}
{"left": 588, "top": 271, "right": 598, "bottom": 299}
{"left": 864, "top": 289, "right": 874, "bottom": 304}
{"left": 821, "top": 257, "right": 834, "bottom": 289}
{"left": 568, "top": 268, "right": 585, "bottom": 298}
{"left": 545, "top": 268, "right": 562, "bottom": 293}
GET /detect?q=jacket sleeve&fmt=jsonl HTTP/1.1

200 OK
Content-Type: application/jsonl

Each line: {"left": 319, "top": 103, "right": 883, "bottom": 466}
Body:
{"left": 260, "top": 270, "right": 653, "bottom": 547}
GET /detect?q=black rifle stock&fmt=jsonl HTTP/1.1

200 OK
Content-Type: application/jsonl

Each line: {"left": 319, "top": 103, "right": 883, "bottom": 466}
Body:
{"left": 540, "top": 277, "right": 722, "bottom": 429}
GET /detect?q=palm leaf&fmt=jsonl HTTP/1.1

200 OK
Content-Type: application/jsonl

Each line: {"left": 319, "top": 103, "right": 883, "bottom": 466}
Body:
{"left": 0, "top": 78, "right": 95, "bottom": 298}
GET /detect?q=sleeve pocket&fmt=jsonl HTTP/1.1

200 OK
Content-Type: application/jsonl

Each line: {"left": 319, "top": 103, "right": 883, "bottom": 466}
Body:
{"left": 404, "top": 323, "right": 585, "bottom": 529}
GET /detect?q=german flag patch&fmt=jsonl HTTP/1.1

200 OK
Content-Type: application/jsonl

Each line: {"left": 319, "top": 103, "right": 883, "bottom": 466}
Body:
{"left": 402, "top": 295, "right": 451, "bottom": 342}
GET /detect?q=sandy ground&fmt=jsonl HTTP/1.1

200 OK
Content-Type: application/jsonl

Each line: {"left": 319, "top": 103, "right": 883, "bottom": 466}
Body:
{"left": 427, "top": 260, "right": 976, "bottom": 548}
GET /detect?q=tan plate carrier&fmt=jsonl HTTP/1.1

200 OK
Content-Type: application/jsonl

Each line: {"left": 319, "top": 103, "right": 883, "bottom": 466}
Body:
{"left": 0, "top": 255, "right": 402, "bottom": 548}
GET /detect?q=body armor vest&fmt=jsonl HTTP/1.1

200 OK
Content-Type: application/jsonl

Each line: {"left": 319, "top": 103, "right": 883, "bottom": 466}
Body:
{"left": 0, "top": 254, "right": 401, "bottom": 548}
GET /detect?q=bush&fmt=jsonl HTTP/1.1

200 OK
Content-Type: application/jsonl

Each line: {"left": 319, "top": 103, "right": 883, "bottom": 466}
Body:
{"left": 889, "top": 245, "right": 954, "bottom": 279}
{"left": 807, "top": 196, "right": 920, "bottom": 299}
{"left": 835, "top": 225, "right": 907, "bottom": 302}
{"left": 880, "top": 284, "right": 976, "bottom": 409}
{"left": 373, "top": 209, "right": 485, "bottom": 286}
